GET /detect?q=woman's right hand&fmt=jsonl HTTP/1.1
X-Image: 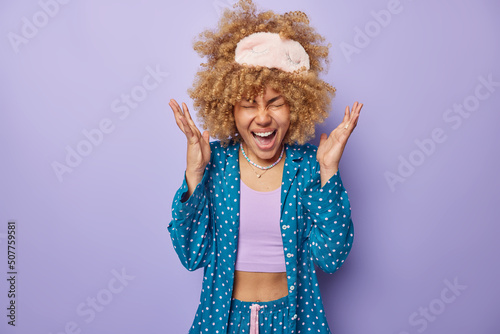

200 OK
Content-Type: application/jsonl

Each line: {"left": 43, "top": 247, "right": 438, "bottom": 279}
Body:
{"left": 169, "top": 99, "right": 211, "bottom": 196}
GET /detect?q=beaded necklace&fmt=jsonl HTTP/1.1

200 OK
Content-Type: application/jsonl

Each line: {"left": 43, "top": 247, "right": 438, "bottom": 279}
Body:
{"left": 240, "top": 143, "right": 284, "bottom": 178}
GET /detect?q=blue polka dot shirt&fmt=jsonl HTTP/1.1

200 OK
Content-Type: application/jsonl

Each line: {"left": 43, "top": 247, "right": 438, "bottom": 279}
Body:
{"left": 168, "top": 141, "right": 354, "bottom": 333}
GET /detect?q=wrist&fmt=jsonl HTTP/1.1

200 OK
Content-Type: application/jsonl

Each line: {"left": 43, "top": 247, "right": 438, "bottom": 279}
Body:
{"left": 185, "top": 169, "right": 204, "bottom": 184}
{"left": 186, "top": 167, "right": 204, "bottom": 177}
{"left": 320, "top": 164, "right": 339, "bottom": 188}
{"left": 185, "top": 169, "right": 205, "bottom": 198}
{"left": 319, "top": 163, "right": 339, "bottom": 174}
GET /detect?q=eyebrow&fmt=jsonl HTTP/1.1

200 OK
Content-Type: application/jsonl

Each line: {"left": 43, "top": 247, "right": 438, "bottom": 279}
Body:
{"left": 243, "top": 95, "right": 284, "bottom": 105}
{"left": 266, "top": 95, "right": 284, "bottom": 105}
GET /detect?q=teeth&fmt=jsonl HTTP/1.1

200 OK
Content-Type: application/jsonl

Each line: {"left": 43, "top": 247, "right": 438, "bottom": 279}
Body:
{"left": 254, "top": 131, "right": 274, "bottom": 137}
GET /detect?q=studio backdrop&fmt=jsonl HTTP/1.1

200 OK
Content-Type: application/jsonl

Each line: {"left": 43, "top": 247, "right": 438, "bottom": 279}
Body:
{"left": 1, "top": 0, "right": 499, "bottom": 333}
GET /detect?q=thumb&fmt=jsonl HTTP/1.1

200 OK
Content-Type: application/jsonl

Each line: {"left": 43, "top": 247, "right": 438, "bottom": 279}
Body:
{"left": 202, "top": 131, "right": 210, "bottom": 144}
{"left": 319, "top": 133, "right": 328, "bottom": 147}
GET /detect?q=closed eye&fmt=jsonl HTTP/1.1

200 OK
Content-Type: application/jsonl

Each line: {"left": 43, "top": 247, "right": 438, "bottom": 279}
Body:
{"left": 269, "top": 103, "right": 285, "bottom": 109}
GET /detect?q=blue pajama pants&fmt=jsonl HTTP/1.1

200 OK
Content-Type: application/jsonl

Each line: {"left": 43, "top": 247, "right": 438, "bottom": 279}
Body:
{"left": 227, "top": 295, "right": 290, "bottom": 333}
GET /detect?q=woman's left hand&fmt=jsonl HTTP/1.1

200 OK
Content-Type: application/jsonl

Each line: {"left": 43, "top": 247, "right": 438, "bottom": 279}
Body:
{"left": 317, "top": 101, "right": 363, "bottom": 186}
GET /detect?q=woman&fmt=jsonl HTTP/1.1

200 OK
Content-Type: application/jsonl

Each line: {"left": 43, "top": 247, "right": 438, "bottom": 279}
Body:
{"left": 168, "top": 1, "right": 362, "bottom": 333}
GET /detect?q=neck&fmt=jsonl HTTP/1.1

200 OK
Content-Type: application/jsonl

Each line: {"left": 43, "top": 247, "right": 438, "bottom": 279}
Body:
{"left": 240, "top": 142, "right": 285, "bottom": 169}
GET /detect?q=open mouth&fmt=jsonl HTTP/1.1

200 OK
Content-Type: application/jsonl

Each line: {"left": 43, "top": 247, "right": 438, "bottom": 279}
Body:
{"left": 252, "top": 130, "right": 277, "bottom": 148}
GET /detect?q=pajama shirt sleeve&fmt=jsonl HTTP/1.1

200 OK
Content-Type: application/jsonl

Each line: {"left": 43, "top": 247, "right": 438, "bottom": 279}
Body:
{"left": 302, "top": 170, "right": 354, "bottom": 274}
{"left": 168, "top": 168, "right": 214, "bottom": 271}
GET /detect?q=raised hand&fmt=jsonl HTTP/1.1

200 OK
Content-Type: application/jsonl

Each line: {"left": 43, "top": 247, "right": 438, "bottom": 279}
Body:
{"left": 317, "top": 101, "right": 363, "bottom": 186}
{"left": 169, "top": 99, "right": 211, "bottom": 196}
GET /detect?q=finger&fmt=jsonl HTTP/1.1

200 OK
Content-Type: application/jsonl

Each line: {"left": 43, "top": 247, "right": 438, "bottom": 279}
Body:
{"left": 182, "top": 102, "right": 196, "bottom": 125}
{"left": 352, "top": 101, "right": 362, "bottom": 116}
{"left": 182, "top": 102, "right": 202, "bottom": 137}
{"left": 201, "top": 131, "right": 211, "bottom": 158}
{"left": 179, "top": 113, "right": 202, "bottom": 144}
{"left": 169, "top": 99, "right": 183, "bottom": 117}
{"left": 350, "top": 102, "right": 363, "bottom": 128}
{"left": 179, "top": 115, "right": 195, "bottom": 140}
{"left": 342, "top": 106, "right": 350, "bottom": 129}
{"left": 349, "top": 101, "right": 359, "bottom": 118}
{"left": 343, "top": 105, "right": 350, "bottom": 122}
{"left": 170, "top": 100, "right": 188, "bottom": 133}
{"left": 202, "top": 131, "right": 210, "bottom": 145}
{"left": 170, "top": 100, "right": 203, "bottom": 143}
{"left": 345, "top": 102, "right": 362, "bottom": 130}
{"left": 170, "top": 100, "right": 188, "bottom": 127}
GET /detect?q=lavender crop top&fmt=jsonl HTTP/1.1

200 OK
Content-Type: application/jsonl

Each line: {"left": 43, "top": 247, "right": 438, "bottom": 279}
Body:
{"left": 235, "top": 181, "right": 286, "bottom": 272}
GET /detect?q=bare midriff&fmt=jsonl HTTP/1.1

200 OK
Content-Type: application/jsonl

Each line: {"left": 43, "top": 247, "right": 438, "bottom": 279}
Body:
{"left": 232, "top": 271, "right": 288, "bottom": 302}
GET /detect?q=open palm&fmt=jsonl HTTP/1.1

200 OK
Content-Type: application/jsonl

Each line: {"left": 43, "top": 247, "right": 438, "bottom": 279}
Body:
{"left": 317, "top": 102, "right": 363, "bottom": 174}
{"left": 169, "top": 99, "right": 211, "bottom": 195}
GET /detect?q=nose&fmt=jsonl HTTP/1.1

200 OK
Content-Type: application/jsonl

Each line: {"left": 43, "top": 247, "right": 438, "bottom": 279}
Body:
{"left": 255, "top": 106, "right": 272, "bottom": 125}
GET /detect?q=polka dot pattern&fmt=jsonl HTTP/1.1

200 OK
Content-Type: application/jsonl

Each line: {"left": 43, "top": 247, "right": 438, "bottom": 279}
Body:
{"left": 168, "top": 141, "right": 354, "bottom": 333}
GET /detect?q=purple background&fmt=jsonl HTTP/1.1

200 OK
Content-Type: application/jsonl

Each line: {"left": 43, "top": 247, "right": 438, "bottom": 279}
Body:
{"left": 1, "top": 0, "right": 499, "bottom": 333}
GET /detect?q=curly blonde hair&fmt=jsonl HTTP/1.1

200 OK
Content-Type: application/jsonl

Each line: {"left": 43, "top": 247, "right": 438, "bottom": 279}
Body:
{"left": 188, "top": 0, "right": 336, "bottom": 145}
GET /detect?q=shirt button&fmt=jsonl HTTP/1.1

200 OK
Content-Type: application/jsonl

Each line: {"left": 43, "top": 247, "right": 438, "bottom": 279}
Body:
{"left": 290, "top": 286, "right": 295, "bottom": 291}
{"left": 286, "top": 253, "right": 293, "bottom": 258}
{"left": 292, "top": 314, "right": 297, "bottom": 320}
{"left": 282, "top": 225, "right": 287, "bottom": 230}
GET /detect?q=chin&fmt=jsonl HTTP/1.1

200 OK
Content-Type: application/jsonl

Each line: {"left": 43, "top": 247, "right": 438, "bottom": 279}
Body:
{"left": 254, "top": 142, "right": 284, "bottom": 162}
